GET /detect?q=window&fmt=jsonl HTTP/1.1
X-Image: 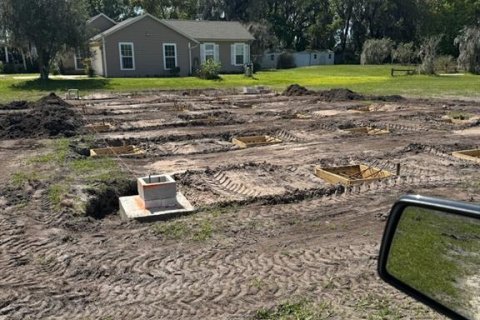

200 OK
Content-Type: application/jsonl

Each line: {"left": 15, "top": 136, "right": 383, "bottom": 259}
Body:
{"left": 313, "top": 54, "right": 317, "bottom": 59}
{"left": 270, "top": 54, "right": 275, "bottom": 61}
{"left": 329, "top": 54, "right": 332, "bottom": 59}
{"left": 119, "top": 42, "right": 135, "bottom": 70}
{"left": 204, "top": 43, "right": 215, "bottom": 62}
{"left": 74, "top": 50, "right": 84, "bottom": 70}
{"left": 234, "top": 43, "right": 245, "bottom": 66}
{"left": 163, "top": 43, "right": 177, "bottom": 70}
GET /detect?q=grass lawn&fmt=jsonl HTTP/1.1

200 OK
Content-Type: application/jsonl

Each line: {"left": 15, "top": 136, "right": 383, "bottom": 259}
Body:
{"left": 1, "top": 65, "right": 480, "bottom": 103}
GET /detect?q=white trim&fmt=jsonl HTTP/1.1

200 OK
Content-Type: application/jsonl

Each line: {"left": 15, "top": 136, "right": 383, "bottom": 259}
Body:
{"left": 163, "top": 43, "right": 177, "bottom": 70}
{"left": 233, "top": 43, "right": 245, "bottom": 66}
{"left": 102, "top": 37, "right": 108, "bottom": 77}
{"left": 118, "top": 42, "right": 135, "bottom": 71}
{"left": 74, "top": 51, "right": 84, "bottom": 71}
{"left": 202, "top": 42, "right": 216, "bottom": 63}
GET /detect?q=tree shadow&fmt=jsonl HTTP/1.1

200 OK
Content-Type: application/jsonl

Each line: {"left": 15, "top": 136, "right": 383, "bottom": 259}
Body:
{"left": 11, "top": 78, "right": 112, "bottom": 92}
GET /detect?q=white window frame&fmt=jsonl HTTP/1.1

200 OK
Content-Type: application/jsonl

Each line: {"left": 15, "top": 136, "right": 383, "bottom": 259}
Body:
{"left": 118, "top": 42, "right": 135, "bottom": 71}
{"left": 163, "top": 43, "right": 177, "bottom": 70}
{"left": 74, "top": 50, "right": 84, "bottom": 71}
{"left": 203, "top": 42, "right": 216, "bottom": 63}
{"left": 233, "top": 43, "right": 245, "bottom": 66}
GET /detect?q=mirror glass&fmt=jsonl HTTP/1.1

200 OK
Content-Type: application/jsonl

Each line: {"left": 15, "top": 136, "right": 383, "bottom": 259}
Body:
{"left": 387, "top": 206, "right": 480, "bottom": 320}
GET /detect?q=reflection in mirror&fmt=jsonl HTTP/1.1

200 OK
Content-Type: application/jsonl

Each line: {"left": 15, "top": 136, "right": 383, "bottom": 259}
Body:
{"left": 387, "top": 206, "right": 480, "bottom": 320}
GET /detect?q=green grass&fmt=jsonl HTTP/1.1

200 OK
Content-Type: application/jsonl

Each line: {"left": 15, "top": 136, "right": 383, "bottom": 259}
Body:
{"left": 152, "top": 218, "right": 214, "bottom": 241}
{"left": 48, "top": 183, "right": 69, "bottom": 210}
{"left": 1, "top": 65, "right": 480, "bottom": 102}
{"left": 447, "top": 111, "right": 472, "bottom": 120}
{"left": 387, "top": 207, "right": 480, "bottom": 314}
{"left": 254, "top": 299, "right": 334, "bottom": 320}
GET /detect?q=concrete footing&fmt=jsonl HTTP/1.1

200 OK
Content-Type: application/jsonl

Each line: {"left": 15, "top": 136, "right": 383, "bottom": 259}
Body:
{"left": 119, "top": 174, "right": 195, "bottom": 222}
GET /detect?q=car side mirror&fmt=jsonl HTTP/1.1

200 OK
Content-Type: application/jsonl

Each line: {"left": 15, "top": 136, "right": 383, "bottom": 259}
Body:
{"left": 378, "top": 195, "right": 480, "bottom": 320}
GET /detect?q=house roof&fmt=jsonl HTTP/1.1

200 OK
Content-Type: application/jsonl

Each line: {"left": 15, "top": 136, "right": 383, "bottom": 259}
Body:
{"left": 90, "top": 14, "right": 254, "bottom": 43}
{"left": 87, "top": 13, "right": 117, "bottom": 25}
{"left": 90, "top": 14, "right": 199, "bottom": 43}
{"left": 163, "top": 20, "right": 255, "bottom": 41}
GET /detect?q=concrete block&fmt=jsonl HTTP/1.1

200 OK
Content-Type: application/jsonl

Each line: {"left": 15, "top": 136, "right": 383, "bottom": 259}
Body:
{"left": 138, "top": 175, "right": 177, "bottom": 206}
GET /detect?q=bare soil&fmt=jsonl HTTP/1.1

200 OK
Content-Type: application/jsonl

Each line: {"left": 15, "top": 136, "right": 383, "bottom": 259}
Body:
{"left": 1, "top": 88, "right": 480, "bottom": 319}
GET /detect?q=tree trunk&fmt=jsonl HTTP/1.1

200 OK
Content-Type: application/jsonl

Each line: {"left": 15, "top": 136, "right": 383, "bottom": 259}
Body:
{"left": 38, "top": 51, "right": 50, "bottom": 81}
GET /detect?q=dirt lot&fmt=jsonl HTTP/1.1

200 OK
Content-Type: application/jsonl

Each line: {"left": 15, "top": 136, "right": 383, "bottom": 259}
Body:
{"left": 1, "top": 88, "right": 479, "bottom": 319}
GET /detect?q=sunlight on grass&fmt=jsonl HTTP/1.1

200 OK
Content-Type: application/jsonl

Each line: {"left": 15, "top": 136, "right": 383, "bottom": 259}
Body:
{"left": 1, "top": 65, "right": 479, "bottom": 103}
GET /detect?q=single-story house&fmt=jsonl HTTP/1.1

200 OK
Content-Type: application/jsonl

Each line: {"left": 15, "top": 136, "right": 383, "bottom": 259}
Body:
{"left": 60, "top": 13, "right": 117, "bottom": 74}
{"left": 259, "top": 50, "right": 335, "bottom": 69}
{"left": 86, "top": 14, "right": 254, "bottom": 77}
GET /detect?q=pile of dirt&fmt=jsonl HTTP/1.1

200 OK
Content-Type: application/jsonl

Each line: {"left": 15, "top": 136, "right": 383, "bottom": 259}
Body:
{"left": 0, "top": 93, "right": 84, "bottom": 139}
{"left": 0, "top": 101, "right": 29, "bottom": 110}
{"left": 283, "top": 84, "right": 364, "bottom": 100}
{"left": 283, "top": 84, "right": 404, "bottom": 102}
{"left": 283, "top": 84, "right": 315, "bottom": 96}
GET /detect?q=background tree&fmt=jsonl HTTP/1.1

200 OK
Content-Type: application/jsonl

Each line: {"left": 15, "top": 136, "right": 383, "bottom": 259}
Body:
{"left": 0, "top": 0, "right": 87, "bottom": 80}
{"left": 455, "top": 26, "right": 480, "bottom": 74}
{"left": 86, "top": 0, "right": 135, "bottom": 21}
{"left": 393, "top": 42, "right": 416, "bottom": 65}
{"left": 360, "top": 38, "right": 393, "bottom": 64}
{"left": 418, "top": 36, "right": 442, "bottom": 75}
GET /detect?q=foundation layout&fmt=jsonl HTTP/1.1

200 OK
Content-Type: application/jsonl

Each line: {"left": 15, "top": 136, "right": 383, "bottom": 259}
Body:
{"left": 90, "top": 145, "right": 145, "bottom": 158}
{"left": 232, "top": 135, "right": 282, "bottom": 149}
{"left": 119, "top": 174, "right": 195, "bottom": 222}
{"left": 315, "top": 164, "right": 393, "bottom": 186}
{"left": 345, "top": 127, "right": 390, "bottom": 135}
{"left": 452, "top": 149, "right": 480, "bottom": 163}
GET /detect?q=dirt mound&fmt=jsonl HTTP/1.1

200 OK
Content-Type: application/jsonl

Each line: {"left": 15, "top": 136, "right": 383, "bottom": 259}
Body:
{"left": 283, "top": 84, "right": 315, "bottom": 96}
{"left": 283, "top": 84, "right": 404, "bottom": 102}
{"left": 317, "top": 88, "right": 364, "bottom": 101}
{"left": 0, "top": 93, "right": 84, "bottom": 139}
{"left": 0, "top": 100, "right": 29, "bottom": 110}
{"left": 283, "top": 84, "right": 364, "bottom": 100}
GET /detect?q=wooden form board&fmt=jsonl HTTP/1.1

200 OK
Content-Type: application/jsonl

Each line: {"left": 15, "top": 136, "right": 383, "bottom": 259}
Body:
{"left": 85, "top": 124, "right": 113, "bottom": 133}
{"left": 315, "top": 164, "right": 393, "bottom": 186}
{"left": 346, "top": 127, "right": 390, "bottom": 135}
{"left": 452, "top": 149, "right": 480, "bottom": 164}
{"left": 232, "top": 135, "right": 282, "bottom": 149}
{"left": 90, "top": 145, "right": 146, "bottom": 158}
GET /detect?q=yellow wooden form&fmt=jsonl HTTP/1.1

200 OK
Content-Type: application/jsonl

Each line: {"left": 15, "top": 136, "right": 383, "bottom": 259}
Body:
{"left": 85, "top": 124, "right": 113, "bottom": 133}
{"left": 232, "top": 135, "right": 282, "bottom": 149}
{"left": 90, "top": 145, "right": 145, "bottom": 158}
{"left": 315, "top": 164, "right": 393, "bottom": 186}
{"left": 452, "top": 149, "right": 480, "bottom": 164}
{"left": 346, "top": 127, "right": 390, "bottom": 135}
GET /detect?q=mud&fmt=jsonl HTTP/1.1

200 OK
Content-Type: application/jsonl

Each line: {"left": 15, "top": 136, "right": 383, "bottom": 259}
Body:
{"left": 0, "top": 93, "right": 83, "bottom": 139}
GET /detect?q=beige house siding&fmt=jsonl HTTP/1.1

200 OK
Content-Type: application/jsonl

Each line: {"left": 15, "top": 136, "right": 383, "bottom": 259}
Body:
{"left": 103, "top": 16, "right": 194, "bottom": 77}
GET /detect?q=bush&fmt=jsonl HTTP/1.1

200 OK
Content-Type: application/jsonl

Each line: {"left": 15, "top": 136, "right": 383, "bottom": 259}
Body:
{"left": 169, "top": 66, "right": 180, "bottom": 77}
{"left": 3, "top": 62, "right": 16, "bottom": 74}
{"left": 0, "top": 61, "right": 3, "bottom": 74}
{"left": 455, "top": 27, "right": 480, "bottom": 74}
{"left": 393, "top": 42, "right": 415, "bottom": 65}
{"left": 434, "top": 55, "right": 457, "bottom": 73}
{"left": 196, "top": 59, "right": 221, "bottom": 80}
{"left": 83, "top": 58, "right": 95, "bottom": 77}
{"left": 361, "top": 38, "right": 393, "bottom": 65}
{"left": 277, "top": 52, "right": 296, "bottom": 69}
{"left": 418, "top": 36, "right": 442, "bottom": 75}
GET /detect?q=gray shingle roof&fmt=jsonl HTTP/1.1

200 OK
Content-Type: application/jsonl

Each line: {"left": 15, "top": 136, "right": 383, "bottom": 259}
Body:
{"left": 162, "top": 20, "right": 255, "bottom": 41}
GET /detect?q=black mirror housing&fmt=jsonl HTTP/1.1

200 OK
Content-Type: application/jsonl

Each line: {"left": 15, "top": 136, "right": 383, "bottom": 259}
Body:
{"left": 378, "top": 195, "right": 480, "bottom": 320}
